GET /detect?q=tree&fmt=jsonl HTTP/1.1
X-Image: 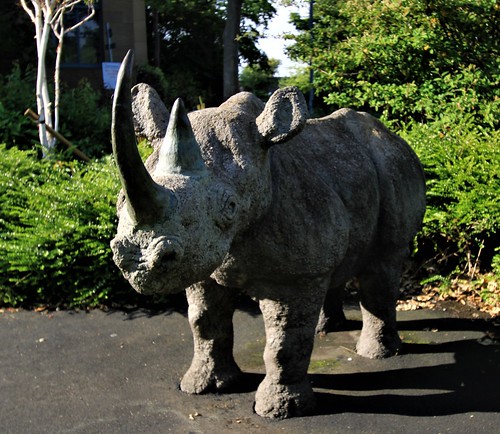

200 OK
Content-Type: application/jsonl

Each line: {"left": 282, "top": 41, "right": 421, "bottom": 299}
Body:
{"left": 287, "top": 0, "right": 500, "bottom": 124}
{"left": 223, "top": 0, "right": 276, "bottom": 99}
{"left": 223, "top": 0, "right": 243, "bottom": 99}
{"left": 19, "top": 0, "right": 95, "bottom": 156}
{"left": 239, "top": 57, "right": 280, "bottom": 100}
{"left": 145, "top": 0, "right": 275, "bottom": 106}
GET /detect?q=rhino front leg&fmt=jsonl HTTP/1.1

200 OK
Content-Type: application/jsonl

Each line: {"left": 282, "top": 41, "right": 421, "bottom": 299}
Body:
{"left": 253, "top": 280, "right": 327, "bottom": 419}
{"left": 180, "top": 279, "right": 242, "bottom": 394}
{"left": 356, "top": 250, "right": 406, "bottom": 359}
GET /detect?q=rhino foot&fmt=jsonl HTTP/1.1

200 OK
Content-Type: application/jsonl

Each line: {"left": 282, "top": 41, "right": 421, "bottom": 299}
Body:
{"left": 356, "top": 329, "right": 401, "bottom": 359}
{"left": 253, "top": 377, "right": 316, "bottom": 419}
{"left": 356, "top": 299, "right": 401, "bottom": 359}
{"left": 180, "top": 361, "right": 242, "bottom": 394}
{"left": 356, "top": 335, "right": 401, "bottom": 359}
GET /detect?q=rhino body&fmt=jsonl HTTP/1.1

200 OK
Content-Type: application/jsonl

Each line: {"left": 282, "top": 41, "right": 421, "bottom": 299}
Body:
{"left": 111, "top": 52, "right": 426, "bottom": 419}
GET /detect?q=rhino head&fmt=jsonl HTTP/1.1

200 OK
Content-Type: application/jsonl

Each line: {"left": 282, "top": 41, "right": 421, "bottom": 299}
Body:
{"left": 110, "top": 51, "right": 308, "bottom": 295}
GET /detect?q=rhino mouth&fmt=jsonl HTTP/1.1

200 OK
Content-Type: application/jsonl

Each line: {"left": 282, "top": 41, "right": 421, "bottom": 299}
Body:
{"left": 111, "top": 235, "right": 186, "bottom": 294}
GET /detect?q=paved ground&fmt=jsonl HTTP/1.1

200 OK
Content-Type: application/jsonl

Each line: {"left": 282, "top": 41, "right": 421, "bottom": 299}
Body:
{"left": 1, "top": 299, "right": 499, "bottom": 433}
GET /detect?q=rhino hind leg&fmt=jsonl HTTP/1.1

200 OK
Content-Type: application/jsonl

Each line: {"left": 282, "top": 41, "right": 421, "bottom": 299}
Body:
{"left": 253, "top": 280, "right": 328, "bottom": 419}
{"left": 180, "top": 280, "right": 242, "bottom": 394}
{"left": 315, "top": 284, "right": 347, "bottom": 335}
{"left": 356, "top": 249, "right": 407, "bottom": 359}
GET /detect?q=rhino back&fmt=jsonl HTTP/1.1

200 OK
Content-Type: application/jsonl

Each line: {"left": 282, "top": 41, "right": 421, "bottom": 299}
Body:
{"left": 217, "top": 108, "right": 425, "bottom": 285}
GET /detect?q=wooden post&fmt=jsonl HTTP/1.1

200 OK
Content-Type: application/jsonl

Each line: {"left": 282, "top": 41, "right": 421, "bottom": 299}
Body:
{"left": 24, "top": 108, "right": 91, "bottom": 162}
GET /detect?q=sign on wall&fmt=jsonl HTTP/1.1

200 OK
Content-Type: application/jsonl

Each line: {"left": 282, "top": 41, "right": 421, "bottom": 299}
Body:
{"left": 102, "top": 62, "right": 121, "bottom": 89}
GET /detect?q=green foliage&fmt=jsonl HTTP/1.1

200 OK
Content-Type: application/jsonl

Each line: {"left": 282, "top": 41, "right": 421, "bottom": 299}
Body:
{"left": 492, "top": 248, "right": 500, "bottom": 277}
{"left": 0, "top": 65, "right": 38, "bottom": 149}
{"left": 285, "top": 0, "right": 500, "bottom": 288}
{"left": 239, "top": 58, "right": 280, "bottom": 100}
{"left": 137, "top": 64, "right": 170, "bottom": 102}
{"left": 59, "top": 80, "right": 111, "bottom": 158}
{"left": 0, "top": 65, "right": 111, "bottom": 158}
{"left": 0, "top": 144, "right": 130, "bottom": 308}
{"left": 279, "top": 65, "right": 311, "bottom": 90}
{"left": 145, "top": 0, "right": 276, "bottom": 106}
{"left": 239, "top": 0, "right": 276, "bottom": 68}
{"left": 145, "top": 0, "right": 224, "bottom": 107}
{"left": 288, "top": 0, "right": 500, "bottom": 124}
{"left": 401, "top": 117, "right": 500, "bottom": 276}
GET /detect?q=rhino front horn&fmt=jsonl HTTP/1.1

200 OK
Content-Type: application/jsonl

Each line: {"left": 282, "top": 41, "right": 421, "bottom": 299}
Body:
{"left": 156, "top": 98, "right": 207, "bottom": 176}
{"left": 112, "top": 50, "right": 165, "bottom": 224}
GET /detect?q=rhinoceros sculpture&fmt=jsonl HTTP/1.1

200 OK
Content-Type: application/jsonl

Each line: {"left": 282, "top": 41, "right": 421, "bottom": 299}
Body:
{"left": 110, "top": 51, "right": 426, "bottom": 419}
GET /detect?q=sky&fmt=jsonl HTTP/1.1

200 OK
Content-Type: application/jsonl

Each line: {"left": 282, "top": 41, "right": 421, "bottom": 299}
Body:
{"left": 256, "top": 3, "right": 308, "bottom": 76}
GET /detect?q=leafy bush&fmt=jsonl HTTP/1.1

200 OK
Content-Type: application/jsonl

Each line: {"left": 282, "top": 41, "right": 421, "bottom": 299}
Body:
{"left": 58, "top": 80, "right": 112, "bottom": 158}
{"left": 0, "top": 65, "right": 111, "bottom": 158}
{"left": 239, "top": 58, "right": 280, "bottom": 101}
{"left": 286, "top": 0, "right": 499, "bottom": 312}
{"left": 288, "top": 0, "right": 500, "bottom": 124}
{"left": 0, "top": 65, "right": 38, "bottom": 149}
{"left": 137, "top": 64, "right": 170, "bottom": 102}
{"left": 401, "top": 117, "right": 500, "bottom": 278}
{"left": 0, "top": 144, "right": 132, "bottom": 308}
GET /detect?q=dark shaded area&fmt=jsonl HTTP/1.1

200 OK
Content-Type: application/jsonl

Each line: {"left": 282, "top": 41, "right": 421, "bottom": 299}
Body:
{"left": 0, "top": 2, "right": 35, "bottom": 75}
{"left": 312, "top": 338, "right": 500, "bottom": 416}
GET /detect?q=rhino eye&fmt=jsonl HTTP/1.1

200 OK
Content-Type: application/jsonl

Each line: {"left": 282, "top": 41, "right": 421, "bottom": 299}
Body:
{"left": 222, "top": 193, "right": 237, "bottom": 218}
{"left": 214, "top": 187, "right": 237, "bottom": 227}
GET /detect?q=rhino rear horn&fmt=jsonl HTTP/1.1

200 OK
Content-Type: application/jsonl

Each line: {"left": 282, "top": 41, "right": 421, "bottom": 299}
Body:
{"left": 112, "top": 50, "right": 165, "bottom": 224}
{"left": 156, "top": 98, "right": 207, "bottom": 176}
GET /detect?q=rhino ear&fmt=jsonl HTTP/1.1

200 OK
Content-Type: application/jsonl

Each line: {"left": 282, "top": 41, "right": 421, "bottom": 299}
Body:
{"left": 256, "top": 86, "right": 308, "bottom": 146}
{"left": 131, "top": 83, "right": 170, "bottom": 143}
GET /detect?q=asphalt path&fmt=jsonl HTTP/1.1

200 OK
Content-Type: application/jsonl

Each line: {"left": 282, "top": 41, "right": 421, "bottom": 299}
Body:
{"left": 1, "top": 300, "right": 499, "bottom": 433}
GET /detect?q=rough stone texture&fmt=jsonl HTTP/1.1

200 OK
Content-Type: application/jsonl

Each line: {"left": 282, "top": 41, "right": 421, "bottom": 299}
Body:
{"left": 110, "top": 52, "right": 426, "bottom": 419}
{"left": 131, "top": 83, "right": 169, "bottom": 147}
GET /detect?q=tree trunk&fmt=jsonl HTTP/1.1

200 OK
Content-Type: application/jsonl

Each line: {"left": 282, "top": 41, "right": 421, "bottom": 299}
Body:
{"left": 21, "top": 0, "right": 95, "bottom": 158}
{"left": 152, "top": 8, "right": 160, "bottom": 67}
{"left": 36, "top": 18, "right": 53, "bottom": 155}
{"left": 223, "top": 0, "right": 242, "bottom": 100}
{"left": 54, "top": 27, "right": 64, "bottom": 137}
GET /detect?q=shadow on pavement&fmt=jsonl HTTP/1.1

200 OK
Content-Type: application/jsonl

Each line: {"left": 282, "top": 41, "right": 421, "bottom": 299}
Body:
{"left": 311, "top": 336, "right": 500, "bottom": 417}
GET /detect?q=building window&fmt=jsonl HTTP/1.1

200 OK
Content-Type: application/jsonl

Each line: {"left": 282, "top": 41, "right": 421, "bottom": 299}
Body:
{"left": 63, "top": 2, "right": 102, "bottom": 66}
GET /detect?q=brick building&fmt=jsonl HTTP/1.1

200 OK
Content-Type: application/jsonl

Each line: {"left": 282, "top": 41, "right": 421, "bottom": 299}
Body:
{"left": 61, "top": 0, "right": 147, "bottom": 89}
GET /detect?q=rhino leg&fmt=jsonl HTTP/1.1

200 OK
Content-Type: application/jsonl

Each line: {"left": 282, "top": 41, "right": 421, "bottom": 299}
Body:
{"left": 315, "top": 284, "right": 347, "bottom": 334}
{"left": 356, "top": 250, "right": 406, "bottom": 359}
{"left": 180, "top": 279, "right": 242, "bottom": 394}
{"left": 253, "top": 279, "right": 327, "bottom": 419}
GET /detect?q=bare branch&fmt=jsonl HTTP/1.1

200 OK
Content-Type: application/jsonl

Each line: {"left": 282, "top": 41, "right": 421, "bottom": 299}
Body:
{"left": 20, "top": 0, "right": 37, "bottom": 23}
{"left": 51, "top": 2, "right": 95, "bottom": 39}
{"left": 63, "top": 6, "right": 95, "bottom": 34}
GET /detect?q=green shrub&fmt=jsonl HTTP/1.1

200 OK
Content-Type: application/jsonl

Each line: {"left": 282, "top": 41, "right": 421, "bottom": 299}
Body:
{"left": 401, "top": 118, "right": 500, "bottom": 277}
{"left": 239, "top": 58, "right": 280, "bottom": 101}
{"left": 0, "top": 65, "right": 111, "bottom": 158}
{"left": 137, "top": 64, "right": 170, "bottom": 102}
{"left": 0, "top": 65, "right": 38, "bottom": 149}
{"left": 0, "top": 144, "right": 132, "bottom": 308}
{"left": 59, "top": 80, "right": 112, "bottom": 158}
{"left": 288, "top": 0, "right": 500, "bottom": 125}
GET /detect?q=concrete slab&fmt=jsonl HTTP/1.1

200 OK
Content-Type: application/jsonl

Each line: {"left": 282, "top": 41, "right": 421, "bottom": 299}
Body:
{"left": 1, "top": 303, "right": 499, "bottom": 433}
